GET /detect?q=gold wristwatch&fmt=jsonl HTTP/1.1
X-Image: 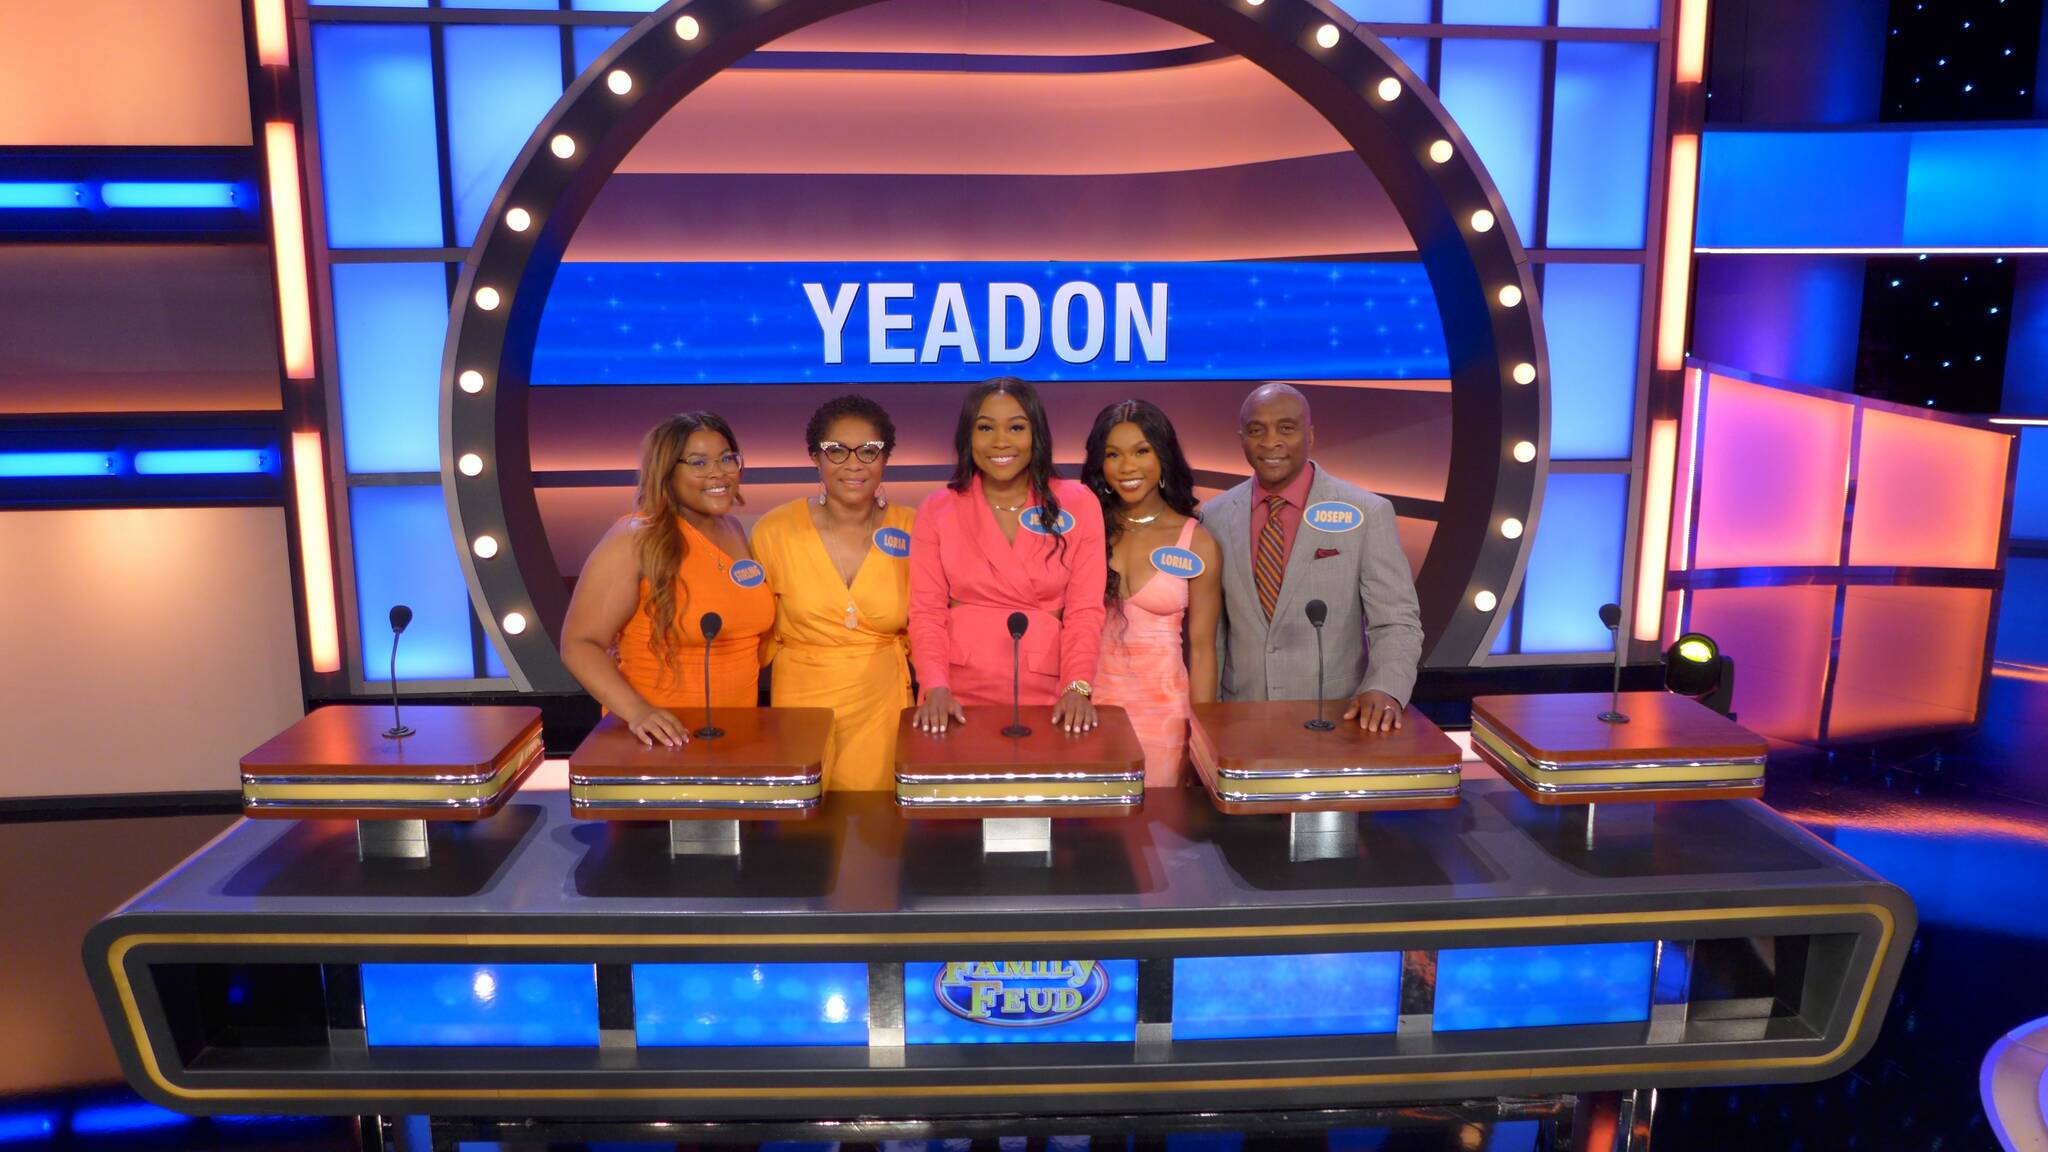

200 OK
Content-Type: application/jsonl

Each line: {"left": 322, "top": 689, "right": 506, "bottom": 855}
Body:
{"left": 1063, "top": 680, "right": 1093, "bottom": 698}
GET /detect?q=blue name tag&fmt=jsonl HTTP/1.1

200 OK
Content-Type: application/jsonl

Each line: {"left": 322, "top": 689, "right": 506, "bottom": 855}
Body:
{"left": 1150, "top": 545, "right": 1204, "bottom": 579}
{"left": 728, "top": 559, "right": 766, "bottom": 588}
{"left": 1020, "top": 506, "right": 1076, "bottom": 536}
{"left": 1304, "top": 500, "right": 1363, "bottom": 533}
{"left": 873, "top": 526, "right": 912, "bottom": 558}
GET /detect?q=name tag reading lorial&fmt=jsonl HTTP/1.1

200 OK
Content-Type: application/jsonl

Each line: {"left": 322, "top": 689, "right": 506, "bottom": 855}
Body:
{"left": 1150, "top": 545, "right": 1204, "bottom": 579}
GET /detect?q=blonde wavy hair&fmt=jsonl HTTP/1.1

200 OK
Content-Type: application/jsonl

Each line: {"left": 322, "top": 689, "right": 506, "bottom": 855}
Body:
{"left": 633, "top": 411, "right": 744, "bottom": 680}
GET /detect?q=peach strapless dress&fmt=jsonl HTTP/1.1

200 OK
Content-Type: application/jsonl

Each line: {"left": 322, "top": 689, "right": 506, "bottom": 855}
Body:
{"left": 1095, "top": 519, "right": 1196, "bottom": 787}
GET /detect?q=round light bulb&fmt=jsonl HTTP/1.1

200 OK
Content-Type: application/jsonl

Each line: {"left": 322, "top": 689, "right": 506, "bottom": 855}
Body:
{"left": 1512, "top": 441, "right": 1537, "bottom": 463}
{"left": 1500, "top": 517, "right": 1524, "bottom": 540}
{"left": 1429, "top": 139, "right": 1454, "bottom": 164}
{"left": 505, "top": 207, "right": 531, "bottom": 232}
{"left": 472, "top": 535, "right": 499, "bottom": 559}
{"left": 1497, "top": 284, "right": 1523, "bottom": 308}
{"left": 1376, "top": 77, "right": 1402, "bottom": 101}
{"left": 1474, "top": 590, "right": 1498, "bottom": 613}
{"left": 675, "top": 15, "right": 701, "bottom": 40}
{"left": 502, "top": 612, "right": 527, "bottom": 636}
{"left": 1247, "top": 0, "right": 1265, "bottom": 5}
{"left": 457, "top": 453, "right": 484, "bottom": 477}
{"left": 458, "top": 370, "right": 485, "bottom": 394}
{"left": 549, "top": 134, "right": 576, "bottom": 159}
{"left": 607, "top": 70, "right": 633, "bottom": 95}
{"left": 1470, "top": 209, "right": 1496, "bottom": 233}
{"left": 1512, "top": 362, "right": 1536, "bottom": 385}
{"left": 1314, "top": 23, "right": 1340, "bottom": 48}
{"left": 474, "top": 286, "right": 500, "bottom": 311}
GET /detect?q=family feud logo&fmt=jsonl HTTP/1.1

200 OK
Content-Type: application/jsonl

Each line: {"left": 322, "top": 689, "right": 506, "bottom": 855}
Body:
{"left": 935, "top": 960, "right": 1109, "bottom": 1027}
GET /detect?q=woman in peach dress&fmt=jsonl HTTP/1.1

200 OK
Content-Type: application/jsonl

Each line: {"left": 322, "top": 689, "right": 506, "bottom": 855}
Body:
{"left": 1080, "top": 400, "right": 1222, "bottom": 786}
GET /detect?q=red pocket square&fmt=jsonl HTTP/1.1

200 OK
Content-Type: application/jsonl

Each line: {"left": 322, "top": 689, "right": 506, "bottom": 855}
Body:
{"left": 1314, "top": 547, "right": 1340, "bottom": 559}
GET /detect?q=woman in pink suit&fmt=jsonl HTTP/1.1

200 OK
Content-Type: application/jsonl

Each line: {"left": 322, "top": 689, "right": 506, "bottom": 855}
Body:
{"left": 909, "top": 378, "right": 1106, "bottom": 735}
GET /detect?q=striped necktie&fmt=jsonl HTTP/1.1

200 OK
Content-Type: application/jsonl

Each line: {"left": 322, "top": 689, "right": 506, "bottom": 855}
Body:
{"left": 1255, "top": 494, "right": 1288, "bottom": 620}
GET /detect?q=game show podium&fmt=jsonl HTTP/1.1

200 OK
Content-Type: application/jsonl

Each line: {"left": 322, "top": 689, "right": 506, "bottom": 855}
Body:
{"left": 895, "top": 705, "right": 1143, "bottom": 856}
{"left": 1469, "top": 691, "right": 1768, "bottom": 805}
{"left": 568, "top": 707, "right": 833, "bottom": 857}
{"left": 1189, "top": 701, "right": 1462, "bottom": 859}
{"left": 238, "top": 704, "right": 544, "bottom": 862}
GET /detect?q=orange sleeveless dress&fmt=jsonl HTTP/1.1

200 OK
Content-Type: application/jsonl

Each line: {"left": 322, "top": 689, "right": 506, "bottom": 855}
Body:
{"left": 1094, "top": 519, "right": 1197, "bottom": 787}
{"left": 614, "top": 518, "right": 774, "bottom": 709}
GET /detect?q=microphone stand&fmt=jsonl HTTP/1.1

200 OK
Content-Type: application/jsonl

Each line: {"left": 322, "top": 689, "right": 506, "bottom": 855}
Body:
{"left": 1598, "top": 621, "right": 1629, "bottom": 724}
{"left": 383, "top": 629, "right": 413, "bottom": 739}
{"left": 1306, "top": 616, "right": 1334, "bottom": 732}
{"left": 1001, "top": 630, "right": 1031, "bottom": 738}
{"left": 695, "top": 638, "right": 724, "bottom": 739}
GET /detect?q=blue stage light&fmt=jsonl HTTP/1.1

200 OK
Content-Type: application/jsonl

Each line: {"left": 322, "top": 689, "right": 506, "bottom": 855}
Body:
{"left": 360, "top": 963, "right": 600, "bottom": 1047}
{"left": 99, "top": 182, "right": 245, "bottom": 210}
{"left": 69, "top": 1102, "right": 187, "bottom": 1136}
{"left": 0, "top": 451, "right": 116, "bottom": 478}
{"left": 0, "top": 183, "right": 83, "bottom": 209}
{"left": 634, "top": 963, "right": 870, "bottom": 1047}
{"left": 131, "top": 449, "right": 274, "bottom": 475}
{"left": 0, "top": 1112, "right": 55, "bottom": 1144}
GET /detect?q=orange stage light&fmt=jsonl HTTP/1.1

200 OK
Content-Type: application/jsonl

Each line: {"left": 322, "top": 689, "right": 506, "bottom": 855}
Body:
{"left": 264, "top": 122, "right": 314, "bottom": 379}
{"left": 1633, "top": 419, "right": 1678, "bottom": 641}
{"left": 291, "top": 431, "right": 341, "bottom": 673}
{"left": 253, "top": 0, "right": 289, "bottom": 67}
{"left": 1655, "top": 134, "right": 1700, "bottom": 372}
{"left": 1676, "top": 0, "right": 1710, "bottom": 85}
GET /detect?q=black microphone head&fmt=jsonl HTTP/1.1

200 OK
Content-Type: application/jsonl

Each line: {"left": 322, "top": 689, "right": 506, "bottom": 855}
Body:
{"left": 388, "top": 604, "right": 413, "bottom": 634}
{"left": 1304, "top": 599, "right": 1328, "bottom": 628}
{"left": 1599, "top": 603, "right": 1622, "bottom": 630}
{"left": 700, "top": 611, "right": 723, "bottom": 640}
{"left": 1006, "top": 612, "right": 1029, "bottom": 639}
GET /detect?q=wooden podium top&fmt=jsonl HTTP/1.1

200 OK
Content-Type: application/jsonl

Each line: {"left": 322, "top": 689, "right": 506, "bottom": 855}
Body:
{"left": 570, "top": 708, "right": 833, "bottom": 781}
{"left": 240, "top": 705, "right": 542, "bottom": 778}
{"left": 1190, "top": 701, "right": 1460, "bottom": 771}
{"left": 1470, "top": 692, "right": 1768, "bottom": 764}
{"left": 894, "top": 705, "right": 1144, "bottom": 779}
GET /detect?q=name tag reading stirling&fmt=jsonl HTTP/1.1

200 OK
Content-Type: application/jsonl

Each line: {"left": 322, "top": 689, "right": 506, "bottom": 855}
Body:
{"left": 1150, "top": 545, "right": 1204, "bottom": 579}
{"left": 1020, "top": 506, "right": 1076, "bottom": 536}
{"left": 728, "top": 558, "right": 767, "bottom": 588}
{"left": 1304, "top": 500, "right": 1363, "bottom": 533}
{"left": 873, "top": 526, "right": 911, "bottom": 557}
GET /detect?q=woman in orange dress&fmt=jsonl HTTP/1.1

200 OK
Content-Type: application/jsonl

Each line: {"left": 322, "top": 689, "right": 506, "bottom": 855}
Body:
{"left": 1080, "top": 400, "right": 1221, "bottom": 786}
{"left": 561, "top": 412, "right": 772, "bottom": 747}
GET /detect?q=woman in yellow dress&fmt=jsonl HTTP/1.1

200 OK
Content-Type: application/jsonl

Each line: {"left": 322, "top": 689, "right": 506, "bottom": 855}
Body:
{"left": 752, "top": 395, "right": 917, "bottom": 791}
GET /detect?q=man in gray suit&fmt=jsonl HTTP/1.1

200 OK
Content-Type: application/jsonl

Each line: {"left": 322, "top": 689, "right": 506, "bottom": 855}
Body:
{"left": 1199, "top": 383, "right": 1423, "bottom": 731}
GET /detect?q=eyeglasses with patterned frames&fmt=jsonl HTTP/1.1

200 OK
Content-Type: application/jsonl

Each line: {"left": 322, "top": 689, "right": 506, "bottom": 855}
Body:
{"left": 816, "top": 441, "right": 887, "bottom": 465}
{"left": 678, "top": 451, "right": 744, "bottom": 475}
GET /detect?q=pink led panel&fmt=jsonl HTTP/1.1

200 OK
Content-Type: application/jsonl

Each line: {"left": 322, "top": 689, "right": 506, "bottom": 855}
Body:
{"left": 1848, "top": 409, "right": 2011, "bottom": 570}
{"left": 1691, "top": 374, "right": 1853, "bottom": 570}
{"left": 1828, "top": 586, "right": 1992, "bottom": 738}
{"left": 1684, "top": 585, "right": 1835, "bottom": 743}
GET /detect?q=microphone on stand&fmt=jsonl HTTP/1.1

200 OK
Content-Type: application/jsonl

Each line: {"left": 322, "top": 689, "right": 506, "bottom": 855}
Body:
{"left": 1304, "top": 599, "right": 1336, "bottom": 731}
{"left": 383, "top": 605, "right": 415, "bottom": 739}
{"left": 1597, "top": 602, "right": 1629, "bottom": 724}
{"left": 694, "top": 612, "right": 725, "bottom": 739}
{"left": 1001, "top": 612, "right": 1032, "bottom": 738}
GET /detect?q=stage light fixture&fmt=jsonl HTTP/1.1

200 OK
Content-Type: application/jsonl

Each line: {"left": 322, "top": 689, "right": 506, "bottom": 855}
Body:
{"left": 458, "top": 370, "right": 485, "bottom": 394}
{"left": 607, "top": 70, "right": 633, "bottom": 96}
{"left": 506, "top": 208, "right": 531, "bottom": 232}
{"left": 458, "top": 453, "right": 484, "bottom": 477}
{"left": 1376, "top": 77, "right": 1402, "bottom": 101}
{"left": 550, "top": 134, "right": 577, "bottom": 159}
{"left": 473, "top": 536, "right": 499, "bottom": 559}
{"left": 1473, "top": 590, "right": 1497, "bottom": 612}
{"left": 1513, "top": 441, "right": 1536, "bottom": 463}
{"left": 474, "top": 287, "right": 501, "bottom": 311}
{"left": 1497, "top": 285, "right": 1522, "bottom": 307}
{"left": 1512, "top": 361, "right": 1536, "bottom": 384}
{"left": 1428, "top": 139, "right": 1453, "bottom": 163}
{"left": 502, "top": 612, "right": 528, "bottom": 636}
{"left": 1471, "top": 209, "right": 1495, "bottom": 233}
{"left": 675, "top": 15, "right": 702, "bottom": 40}
{"left": 1315, "top": 24, "right": 1340, "bottom": 48}
{"left": 1665, "top": 632, "right": 1734, "bottom": 716}
{"left": 1500, "top": 518, "right": 1523, "bottom": 540}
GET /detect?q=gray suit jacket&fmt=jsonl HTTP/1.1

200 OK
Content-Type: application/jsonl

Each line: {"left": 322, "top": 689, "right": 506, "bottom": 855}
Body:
{"left": 1200, "top": 465, "right": 1423, "bottom": 706}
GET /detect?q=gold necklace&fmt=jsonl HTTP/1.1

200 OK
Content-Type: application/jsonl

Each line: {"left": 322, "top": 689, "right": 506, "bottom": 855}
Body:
{"left": 1121, "top": 511, "right": 1162, "bottom": 525}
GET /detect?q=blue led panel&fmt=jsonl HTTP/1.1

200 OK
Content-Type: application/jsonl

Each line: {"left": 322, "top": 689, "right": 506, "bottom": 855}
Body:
{"left": 361, "top": 964, "right": 599, "bottom": 1046}
{"left": 904, "top": 961, "right": 1137, "bottom": 1044}
{"left": 1438, "top": 40, "right": 1542, "bottom": 240}
{"left": 1435, "top": 942, "right": 1653, "bottom": 1031}
{"left": 2015, "top": 427, "right": 2048, "bottom": 542}
{"left": 69, "top": 1103, "right": 186, "bottom": 1136}
{"left": 132, "top": 449, "right": 275, "bottom": 475}
{"left": 1558, "top": 0, "right": 1659, "bottom": 27}
{"left": 1442, "top": 0, "right": 1546, "bottom": 25}
{"left": 574, "top": 26, "right": 629, "bottom": 74}
{"left": 349, "top": 485, "right": 478, "bottom": 681}
{"left": 445, "top": 0, "right": 558, "bottom": 7}
{"left": 312, "top": 24, "right": 444, "bottom": 249}
{"left": 0, "top": 182, "right": 83, "bottom": 209}
{"left": 100, "top": 181, "right": 244, "bottom": 209}
{"left": 311, "top": 0, "right": 424, "bottom": 6}
{"left": 0, "top": 1111, "right": 56, "bottom": 1143}
{"left": 0, "top": 451, "right": 114, "bottom": 477}
{"left": 634, "top": 963, "right": 869, "bottom": 1047}
{"left": 1380, "top": 36, "right": 1432, "bottom": 87}
{"left": 1547, "top": 42, "right": 1655, "bottom": 250}
{"left": 1335, "top": 0, "right": 1429, "bottom": 19}
{"left": 331, "top": 261, "right": 450, "bottom": 474}
{"left": 1172, "top": 953, "right": 1400, "bottom": 1040}
{"left": 1518, "top": 473, "right": 1627, "bottom": 653}
{"left": 1903, "top": 129, "right": 2048, "bottom": 248}
{"left": 571, "top": 0, "right": 665, "bottom": 9}
{"left": 1542, "top": 263, "right": 1642, "bottom": 459}
{"left": 445, "top": 26, "right": 564, "bottom": 246}
{"left": 1695, "top": 130, "right": 1910, "bottom": 250}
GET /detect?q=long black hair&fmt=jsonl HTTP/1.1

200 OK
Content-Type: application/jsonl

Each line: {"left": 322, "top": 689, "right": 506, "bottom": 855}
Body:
{"left": 948, "top": 377, "right": 1065, "bottom": 556}
{"left": 1081, "top": 399, "right": 1199, "bottom": 605}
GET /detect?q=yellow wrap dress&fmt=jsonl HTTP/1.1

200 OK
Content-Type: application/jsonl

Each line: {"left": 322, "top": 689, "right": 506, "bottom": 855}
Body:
{"left": 751, "top": 498, "right": 917, "bottom": 791}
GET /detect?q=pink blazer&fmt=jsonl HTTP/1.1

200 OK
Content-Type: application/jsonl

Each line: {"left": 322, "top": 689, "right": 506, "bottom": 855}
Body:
{"left": 908, "top": 475, "right": 1107, "bottom": 703}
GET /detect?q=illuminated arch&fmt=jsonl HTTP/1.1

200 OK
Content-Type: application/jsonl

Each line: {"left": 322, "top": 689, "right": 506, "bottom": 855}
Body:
{"left": 441, "top": 0, "right": 1548, "bottom": 691}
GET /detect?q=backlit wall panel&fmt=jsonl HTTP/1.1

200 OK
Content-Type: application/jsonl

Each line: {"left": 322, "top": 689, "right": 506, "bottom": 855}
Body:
{"left": 0, "top": 0, "right": 252, "bottom": 146}
{"left": 1829, "top": 587, "right": 1993, "bottom": 738}
{"left": 1690, "top": 375, "right": 1853, "bottom": 570}
{"left": 1682, "top": 585, "right": 1834, "bottom": 743}
{"left": 1848, "top": 409, "right": 2011, "bottom": 570}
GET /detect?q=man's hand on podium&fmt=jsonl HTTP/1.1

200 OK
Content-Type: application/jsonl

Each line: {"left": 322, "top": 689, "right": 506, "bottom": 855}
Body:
{"left": 1343, "top": 689, "right": 1405, "bottom": 733}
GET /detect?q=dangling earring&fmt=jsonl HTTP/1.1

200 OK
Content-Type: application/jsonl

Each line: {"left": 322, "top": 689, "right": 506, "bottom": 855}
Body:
{"left": 874, "top": 487, "right": 888, "bottom": 509}
{"left": 814, "top": 487, "right": 827, "bottom": 507}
